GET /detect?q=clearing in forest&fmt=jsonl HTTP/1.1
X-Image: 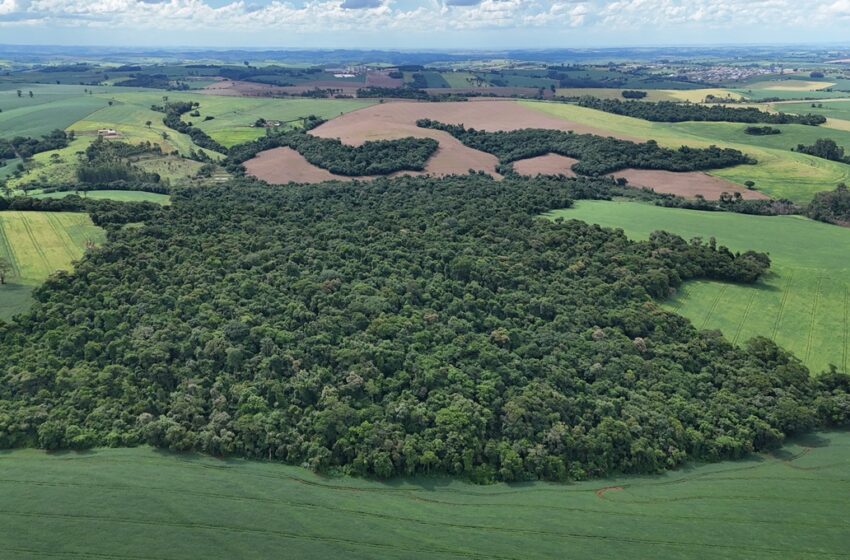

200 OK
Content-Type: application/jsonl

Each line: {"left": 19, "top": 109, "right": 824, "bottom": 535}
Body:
{"left": 0, "top": 211, "right": 105, "bottom": 319}
{"left": 548, "top": 200, "right": 850, "bottom": 373}
{"left": 0, "top": 430, "right": 846, "bottom": 559}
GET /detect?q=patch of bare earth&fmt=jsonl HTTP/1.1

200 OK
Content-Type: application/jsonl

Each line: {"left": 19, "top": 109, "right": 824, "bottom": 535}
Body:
{"left": 245, "top": 147, "right": 354, "bottom": 184}
{"left": 514, "top": 154, "right": 578, "bottom": 177}
{"left": 366, "top": 70, "right": 404, "bottom": 88}
{"left": 310, "top": 100, "right": 632, "bottom": 177}
{"left": 609, "top": 169, "right": 768, "bottom": 200}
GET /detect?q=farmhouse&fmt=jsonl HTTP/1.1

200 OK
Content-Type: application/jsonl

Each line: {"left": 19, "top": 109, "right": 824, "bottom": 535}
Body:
{"left": 97, "top": 128, "right": 118, "bottom": 137}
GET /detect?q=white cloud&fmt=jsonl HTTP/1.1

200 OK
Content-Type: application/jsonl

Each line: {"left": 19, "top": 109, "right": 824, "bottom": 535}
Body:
{"left": 0, "top": 0, "right": 846, "bottom": 36}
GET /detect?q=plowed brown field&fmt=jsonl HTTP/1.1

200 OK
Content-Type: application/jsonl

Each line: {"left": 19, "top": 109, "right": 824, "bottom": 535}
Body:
{"left": 609, "top": 169, "right": 769, "bottom": 200}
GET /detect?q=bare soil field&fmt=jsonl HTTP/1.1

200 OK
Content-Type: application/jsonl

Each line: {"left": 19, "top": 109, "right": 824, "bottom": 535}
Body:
{"left": 310, "top": 100, "right": 631, "bottom": 176}
{"left": 202, "top": 79, "right": 363, "bottom": 97}
{"left": 244, "top": 147, "right": 354, "bottom": 184}
{"left": 366, "top": 70, "right": 404, "bottom": 88}
{"left": 513, "top": 153, "right": 578, "bottom": 177}
{"left": 609, "top": 169, "right": 769, "bottom": 200}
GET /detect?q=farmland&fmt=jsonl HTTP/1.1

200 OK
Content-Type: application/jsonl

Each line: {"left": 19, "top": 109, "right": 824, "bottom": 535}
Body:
{"left": 0, "top": 211, "right": 105, "bottom": 320}
{"left": 32, "top": 190, "right": 171, "bottom": 204}
{"left": 0, "top": 430, "right": 847, "bottom": 560}
{"left": 548, "top": 200, "right": 850, "bottom": 373}
{"left": 523, "top": 101, "right": 850, "bottom": 202}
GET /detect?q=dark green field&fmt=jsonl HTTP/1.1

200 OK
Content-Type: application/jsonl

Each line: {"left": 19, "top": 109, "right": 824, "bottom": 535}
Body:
{"left": 1, "top": 430, "right": 847, "bottom": 560}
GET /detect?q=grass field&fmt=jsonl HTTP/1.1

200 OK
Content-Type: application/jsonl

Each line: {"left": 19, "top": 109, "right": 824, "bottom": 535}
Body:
{"left": 32, "top": 190, "right": 171, "bottom": 204}
{"left": 554, "top": 88, "right": 743, "bottom": 103}
{"left": 548, "top": 200, "right": 850, "bottom": 373}
{"left": 0, "top": 211, "right": 105, "bottom": 320}
{"left": 522, "top": 101, "right": 850, "bottom": 202}
{"left": 0, "top": 430, "right": 847, "bottom": 559}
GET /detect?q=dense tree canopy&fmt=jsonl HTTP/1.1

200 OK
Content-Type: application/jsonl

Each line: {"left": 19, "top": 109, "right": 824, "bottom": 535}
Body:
{"left": 794, "top": 139, "right": 850, "bottom": 164}
{"left": 228, "top": 129, "right": 439, "bottom": 177}
{"left": 807, "top": 183, "right": 850, "bottom": 225}
{"left": 417, "top": 120, "right": 754, "bottom": 176}
{"left": 0, "top": 129, "right": 70, "bottom": 161}
{"left": 156, "top": 101, "right": 227, "bottom": 154}
{"left": 576, "top": 98, "right": 827, "bottom": 126}
{"left": 0, "top": 175, "right": 845, "bottom": 483}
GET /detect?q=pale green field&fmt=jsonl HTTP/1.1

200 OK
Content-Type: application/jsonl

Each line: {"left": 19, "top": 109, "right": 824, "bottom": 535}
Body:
{"left": 522, "top": 101, "right": 850, "bottom": 203}
{"left": 0, "top": 430, "right": 847, "bottom": 559}
{"left": 32, "top": 190, "right": 171, "bottom": 204}
{"left": 555, "top": 88, "right": 743, "bottom": 103}
{"left": 548, "top": 200, "right": 850, "bottom": 373}
{"left": 0, "top": 211, "right": 105, "bottom": 320}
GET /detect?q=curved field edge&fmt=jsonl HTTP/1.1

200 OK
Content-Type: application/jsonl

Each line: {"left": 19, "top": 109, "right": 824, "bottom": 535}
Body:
{"left": 0, "top": 430, "right": 847, "bottom": 560}
{"left": 521, "top": 101, "right": 850, "bottom": 204}
{"left": 547, "top": 201, "right": 850, "bottom": 373}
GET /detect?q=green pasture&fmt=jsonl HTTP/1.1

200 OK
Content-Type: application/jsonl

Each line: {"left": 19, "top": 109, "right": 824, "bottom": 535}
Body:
{"left": 32, "top": 190, "right": 171, "bottom": 204}
{"left": 776, "top": 99, "right": 850, "bottom": 124}
{"left": 6, "top": 136, "right": 93, "bottom": 189}
{"left": 0, "top": 210, "right": 105, "bottom": 320}
{"left": 0, "top": 95, "right": 109, "bottom": 139}
{"left": 522, "top": 101, "right": 850, "bottom": 202}
{"left": 441, "top": 71, "right": 489, "bottom": 88}
{"left": 548, "top": 200, "right": 850, "bottom": 373}
{"left": 0, "top": 431, "right": 847, "bottom": 559}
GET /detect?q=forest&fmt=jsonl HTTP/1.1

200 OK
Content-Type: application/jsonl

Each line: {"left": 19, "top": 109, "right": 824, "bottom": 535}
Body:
{"left": 157, "top": 101, "right": 228, "bottom": 154}
{"left": 576, "top": 98, "right": 827, "bottom": 125}
{"left": 0, "top": 175, "right": 846, "bottom": 483}
{"left": 794, "top": 138, "right": 850, "bottom": 164}
{"left": 0, "top": 129, "right": 71, "bottom": 161}
{"left": 806, "top": 183, "right": 850, "bottom": 225}
{"left": 228, "top": 129, "right": 439, "bottom": 176}
{"left": 76, "top": 137, "right": 163, "bottom": 184}
{"left": 417, "top": 120, "right": 754, "bottom": 176}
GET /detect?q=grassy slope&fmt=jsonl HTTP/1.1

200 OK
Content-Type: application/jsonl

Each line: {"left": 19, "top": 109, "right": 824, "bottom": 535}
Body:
{"left": 555, "top": 88, "right": 743, "bottom": 103}
{"left": 0, "top": 211, "right": 105, "bottom": 320}
{"left": 32, "top": 190, "right": 171, "bottom": 204}
{"left": 548, "top": 201, "right": 850, "bottom": 373}
{"left": 521, "top": 101, "right": 850, "bottom": 203}
{"left": 0, "top": 431, "right": 847, "bottom": 560}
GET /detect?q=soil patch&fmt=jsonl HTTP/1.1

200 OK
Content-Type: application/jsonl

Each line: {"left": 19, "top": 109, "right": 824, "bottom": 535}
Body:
{"left": 244, "top": 147, "right": 354, "bottom": 184}
{"left": 513, "top": 153, "right": 578, "bottom": 177}
{"left": 310, "top": 100, "right": 629, "bottom": 177}
{"left": 595, "top": 486, "right": 624, "bottom": 499}
{"left": 609, "top": 169, "right": 768, "bottom": 200}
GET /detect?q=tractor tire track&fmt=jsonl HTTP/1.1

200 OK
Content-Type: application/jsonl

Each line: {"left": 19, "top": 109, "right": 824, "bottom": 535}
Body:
{"left": 804, "top": 276, "right": 824, "bottom": 365}
{"left": 700, "top": 284, "right": 728, "bottom": 329}
{"left": 771, "top": 270, "right": 793, "bottom": 342}
{"left": 732, "top": 288, "right": 758, "bottom": 345}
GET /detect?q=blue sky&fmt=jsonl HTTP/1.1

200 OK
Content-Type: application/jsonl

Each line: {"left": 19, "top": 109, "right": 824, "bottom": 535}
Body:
{"left": 1, "top": 0, "right": 849, "bottom": 48}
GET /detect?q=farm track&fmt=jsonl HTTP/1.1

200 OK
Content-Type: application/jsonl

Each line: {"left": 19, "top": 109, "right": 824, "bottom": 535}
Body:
{"left": 0, "top": 219, "right": 22, "bottom": 278}
{"left": 732, "top": 288, "right": 758, "bottom": 345}
{"left": 19, "top": 213, "right": 52, "bottom": 278}
{"left": 700, "top": 284, "right": 728, "bottom": 329}
{"left": 771, "top": 271, "right": 794, "bottom": 341}
{"left": 804, "top": 276, "right": 825, "bottom": 364}
{"left": 45, "top": 213, "right": 80, "bottom": 260}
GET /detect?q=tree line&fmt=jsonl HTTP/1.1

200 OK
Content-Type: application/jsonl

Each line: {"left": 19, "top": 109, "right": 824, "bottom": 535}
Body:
{"left": 155, "top": 101, "right": 227, "bottom": 154}
{"left": 417, "top": 119, "right": 754, "bottom": 176}
{"left": 0, "top": 129, "right": 70, "bottom": 161}
{"left": 794, "top": 138, "right": 850, "bottom": 164}
{"left": 227, "top": 128, "right": 438, "bottom": 176}
{"left": 576, "top": 97, "right": 827, "bottom": 125}
{"left": 0, "top": 174, "right": 845, "bottom": 483}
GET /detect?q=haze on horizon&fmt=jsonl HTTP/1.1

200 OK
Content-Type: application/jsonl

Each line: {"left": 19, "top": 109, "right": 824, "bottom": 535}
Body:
{"left": 1, "top": 0, "right": 849, "bottom": 50}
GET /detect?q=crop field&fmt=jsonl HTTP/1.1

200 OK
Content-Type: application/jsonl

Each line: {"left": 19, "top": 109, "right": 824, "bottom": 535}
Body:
{"left": 522, "top": 101, "right": 850, "bottom": 202}
{"left": 549, "top": 200, "right": 850, "bottom": 373}
{"left": 0, "top": 211, "right": 105, "bottom": 320}
{"left": 32, "top": 190, "right": 171, "bottom": 204}
{"left": 0, "top": 430, "right": 847, "bottom": 560}
{"left": 776, "top": 99, "right": 850, "bottom": 124}
{"left": 555, "top": 88, "right": 743, "bottom": 103}
{"left": 0, "top": 94, "right": 111, "bottom": 139}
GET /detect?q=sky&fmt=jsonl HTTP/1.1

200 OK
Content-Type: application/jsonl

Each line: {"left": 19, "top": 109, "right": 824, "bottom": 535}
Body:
{"left": 1, "top": 0, "right": 850, "bottom": 49}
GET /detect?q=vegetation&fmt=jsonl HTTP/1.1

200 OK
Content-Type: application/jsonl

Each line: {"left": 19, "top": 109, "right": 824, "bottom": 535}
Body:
{"left": 555, "top": 200, "right": 850, "bottom": 373}
{"left": 417, "top": 119, "right": 754, "bottom": 176}
{"left": 1, "top": 430, "right": 848, "bottom": 560}
{"left": 228, "top": 129, "right": 438, "bottom": 176}
{"left": 0, "top": 176, "right": 846, "bottom": 483}
{"left": 576, "top": 98, "right": 827, "bottom": 125}
{"left": 157, "top": 100, "right": 228, "bottom": 154}
{"left": 794, "top": 138, "right": 850, "bottom": 164}
{"left": 0, "top": 129, "right": 70, "bottom": 161}
{"left": 807, "top": 183, "right": 850, "bottom": 225}
{"left": 521, "top": 101, "right": 850, "bottom": 203}
{"left": 621, "top": 90, "right": 647, "bottom": 99}
{"left": 744, "top": 126, "right": 781, "bottom": 136}
{"left": 75, "top": 136, "right": 163, "bottom": 184}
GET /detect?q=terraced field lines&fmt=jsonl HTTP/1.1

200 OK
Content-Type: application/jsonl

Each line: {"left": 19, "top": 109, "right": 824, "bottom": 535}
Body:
{"left": 0, "top": 224, "right": 21, "bottom": 278}
{"left": 804, "top": 276, "right": 824, "bottom": 364}
{"left": 701, "top": 285, "right": 728, "bottom": 329}
{"left": 772, "top": 271, "right": 794, "bottom": 341}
